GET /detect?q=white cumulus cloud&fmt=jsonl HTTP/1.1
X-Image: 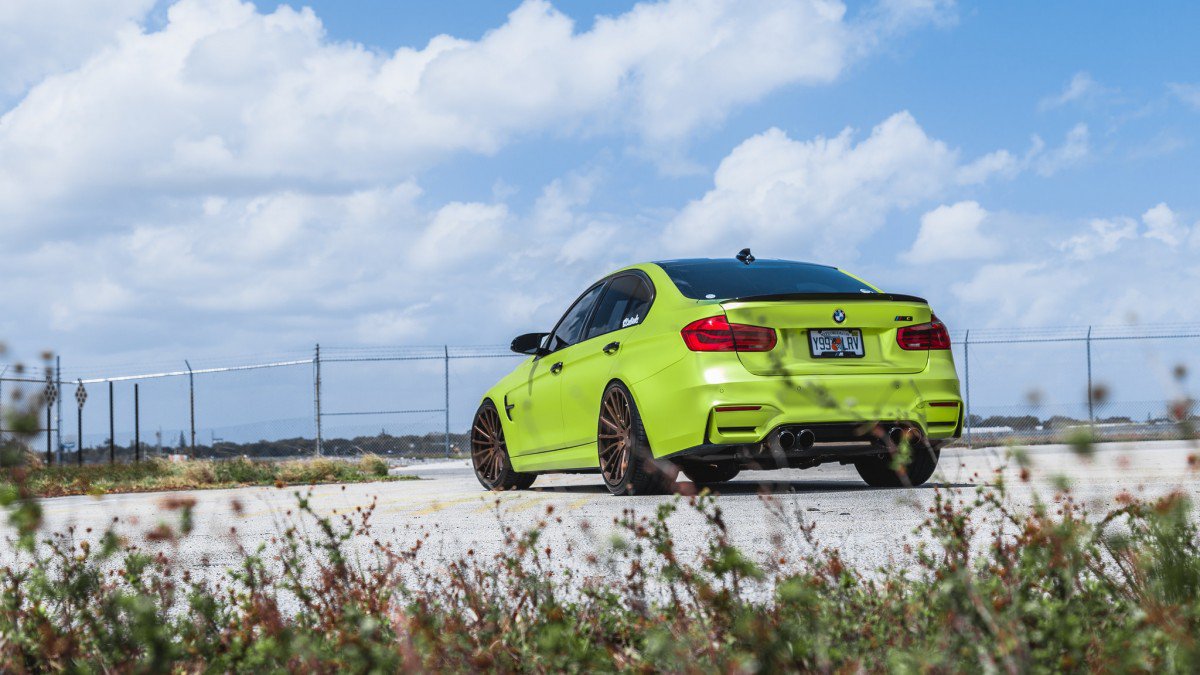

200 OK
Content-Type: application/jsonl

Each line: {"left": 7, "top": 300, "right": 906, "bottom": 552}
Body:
{"left": 0, "top": 0, "right": 952, "bottom": 239}
{"left": 947, "top": 203, "right": 1200, "bottom": 327}
{"left": 1141, "top": 202, "right": 1190, "bottom": 246}
{"left": 1059, "top": 216, "right": 1138, "bottom": 261}
{"left": 662, "top": 111, "right": 1009, "bottom": 262}
{"left": 951, "top": 262, "right": 1086, "bottom": 326}
{"left": 0, "top": 0, "right": 155, "bottom": 98}
{"left": 905, "top": 201, "right": 1002, "bottom": 263}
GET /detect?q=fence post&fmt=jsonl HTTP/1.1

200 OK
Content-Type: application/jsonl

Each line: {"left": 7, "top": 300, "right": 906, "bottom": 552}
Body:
{"left": 314, "top": 343, "right": 323, "bottom": 457}
{"left": 108, "top": 380, "right": 115, "bottom": 464}
{"left": 46, "top": 393, "right": 53, "bottom": 466}
{"left": 56, "top": 355, "right": 63, "bottom": 464}
{"left": 963, "top": 330, "right": 972, "bottom": 448}
{"left": 76, "top": 380, "right": 85, "bottom": 466}
{"left": 1086, "top": 326, "right": 1094, "bottom": 424}
{"left": 444, "top": 345, "right": 450, "bottom": 458}
{"left": 0, "top": 365, "right": 6, "bottom": 446}
{"left": 185, "top": 360, "right": 195, "bottom": 456}
{"left": 45, "top": 372, "right": 57, "bottom": 465}
{"left": 134, "top": 383, "right": 140, "bottom": 462}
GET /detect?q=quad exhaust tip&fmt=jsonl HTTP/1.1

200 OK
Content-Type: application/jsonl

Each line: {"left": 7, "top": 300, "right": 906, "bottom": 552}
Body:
{"left": 771, "top": 425, "right": 919, "bottom": 453}
{"left": 796, "top": 429, "right": 815, "bottom": 449}
{"left": 888, "top": 426, "right": 924, "bottom": 446}
{"left": 776, "top": 428, "right": 815, "bottom": 451}
{"left": 778, "top": 430, "right": 794, "bottom": 449}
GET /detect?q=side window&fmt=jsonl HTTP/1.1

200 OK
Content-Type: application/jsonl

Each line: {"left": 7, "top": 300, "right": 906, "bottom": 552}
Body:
{"left": 547, "top": 283, "right": 605, "bottom": 352}
{"left": 622, "top": 278, "right": 652, "bottom": 327}
{"left": 584, "top": 275, "right": 654, "bottom": 341}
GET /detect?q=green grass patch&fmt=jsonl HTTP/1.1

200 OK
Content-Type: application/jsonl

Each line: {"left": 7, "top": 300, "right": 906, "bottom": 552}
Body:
{"left": 9, "top": 454, "right": 410, "bottom": 497}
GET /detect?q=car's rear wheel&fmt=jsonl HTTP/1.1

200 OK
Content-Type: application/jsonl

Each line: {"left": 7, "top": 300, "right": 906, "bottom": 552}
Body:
{"left": 597, "top": 382, "right": 672, "bottom": 496}
{"left": 471, "top": 401, "right": 536, "bottom": 491}
{"left": 680, "top": 462, "right": 740, "bottom": 486}
{"left": 854, "top": 433, "right": 940, "bottom": 488}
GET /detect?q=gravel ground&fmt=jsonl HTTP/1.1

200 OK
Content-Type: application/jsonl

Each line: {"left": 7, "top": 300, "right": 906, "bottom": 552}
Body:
{"left": 6, "top": 439, "right": 1200, "bottom": 578}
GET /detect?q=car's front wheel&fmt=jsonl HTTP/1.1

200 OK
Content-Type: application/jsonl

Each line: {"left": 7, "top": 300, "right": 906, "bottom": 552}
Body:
{"left": 854, "top": 434, "right": 941, "bottom": 488}
{"left": 471, "top": 401, "right": 536, "bottom": 491}
{"left": 597, "top": 382, "right": 673, "bottom": 496}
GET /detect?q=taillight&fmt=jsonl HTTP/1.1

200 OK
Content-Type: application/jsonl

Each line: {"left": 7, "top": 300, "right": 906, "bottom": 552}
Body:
{"left": 681, "top": 315, "right": 777, "bottom": 352}
{"left": 897, "top": 315, "right": 952, "bottom": 350}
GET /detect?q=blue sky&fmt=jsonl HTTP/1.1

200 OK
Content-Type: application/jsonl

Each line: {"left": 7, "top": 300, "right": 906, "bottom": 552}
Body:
{"left": 1, "top": 0, "right": 1198, "bottom": 433}
{"left": 229, "top": 1, "right": 1195, "bottom": 224}
{"left": 242, "top": 0, "right": 1200, "bottom": 218}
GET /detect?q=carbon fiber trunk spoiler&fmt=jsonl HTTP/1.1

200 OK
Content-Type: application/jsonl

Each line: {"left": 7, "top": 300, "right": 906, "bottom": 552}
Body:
{"left": 722, "top": 292, "right": 928, "bottom": 304}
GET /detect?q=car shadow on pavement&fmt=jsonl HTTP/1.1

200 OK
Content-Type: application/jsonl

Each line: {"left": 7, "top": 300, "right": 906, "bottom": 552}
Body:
{"left": 528, "top": 480, "right": 974, "bottom": 496}
{"left": 698, "top": 479, "right": 974, "bottom": 496}
{"left": 530, "top": 484, "right": 612, "bottom": 494}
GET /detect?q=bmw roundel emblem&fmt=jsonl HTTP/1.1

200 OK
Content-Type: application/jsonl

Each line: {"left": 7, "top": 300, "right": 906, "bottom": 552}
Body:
{"left": 833, "top": 309, "right": 846, "bottom": 324}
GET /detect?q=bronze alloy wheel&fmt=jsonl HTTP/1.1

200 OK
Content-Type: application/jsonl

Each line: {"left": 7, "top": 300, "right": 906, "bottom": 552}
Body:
{"left": 597, "top": 383, "right": 670, "bottom": 495}
{"left": 471, "top": 401, "right": 536, "bottom": 491}
{"left": 598, "top": 386, "right": 634, "bottom": 485}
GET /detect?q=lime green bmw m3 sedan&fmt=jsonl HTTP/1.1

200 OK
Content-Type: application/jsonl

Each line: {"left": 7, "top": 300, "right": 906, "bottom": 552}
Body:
{"left": 471, "top": 251, "right": 963, "bottom": 496}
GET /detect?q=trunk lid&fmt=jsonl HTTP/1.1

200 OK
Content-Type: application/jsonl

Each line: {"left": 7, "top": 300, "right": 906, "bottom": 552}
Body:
{"left": 720, "top": 293, "right": 932, "bottom": 376}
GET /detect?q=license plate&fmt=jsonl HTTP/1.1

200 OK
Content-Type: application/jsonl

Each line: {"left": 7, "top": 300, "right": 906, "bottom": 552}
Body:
{"left": 809, "top": 329, "right": 865, "bottom": 358}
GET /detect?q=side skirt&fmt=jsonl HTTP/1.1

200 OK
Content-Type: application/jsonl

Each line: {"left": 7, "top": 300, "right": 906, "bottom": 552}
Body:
{"left": 510, "top": 442, "right": 600, "bottom": 473}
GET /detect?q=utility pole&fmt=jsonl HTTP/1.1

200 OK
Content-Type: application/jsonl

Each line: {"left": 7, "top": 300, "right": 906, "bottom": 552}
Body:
{"left": 185, "top": 360, "right": 195, "bottom": 455}
{"left": 314, "top": 344, "right": 322, "bottom": 457}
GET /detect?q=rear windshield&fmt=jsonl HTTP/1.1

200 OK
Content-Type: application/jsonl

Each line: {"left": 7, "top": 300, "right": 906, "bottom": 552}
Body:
{"left": 658, "top": 259, "right": 876, "bottom": 300}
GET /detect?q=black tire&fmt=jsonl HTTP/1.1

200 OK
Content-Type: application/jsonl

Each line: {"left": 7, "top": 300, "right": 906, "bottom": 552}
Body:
{"left": 680, "top": 462, "right": 741, "bottom": 486}
{"left": 597, "top": 382, "right": 673, "bottom": 496}
{"left": 854, "top": 435, "right": 940, "bottom": 488}
{"left": 471, "top": 401, "right": 536, "bottom": 491}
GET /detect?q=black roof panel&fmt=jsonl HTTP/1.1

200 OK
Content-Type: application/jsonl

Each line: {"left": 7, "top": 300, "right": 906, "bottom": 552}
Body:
{"left": 653, "top": 258, "right": 837, "bottom": 270}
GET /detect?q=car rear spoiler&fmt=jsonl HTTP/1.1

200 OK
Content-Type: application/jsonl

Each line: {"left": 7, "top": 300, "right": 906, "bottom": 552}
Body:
{"left": 722, "top": 292, "right": 929, "bottom": 304}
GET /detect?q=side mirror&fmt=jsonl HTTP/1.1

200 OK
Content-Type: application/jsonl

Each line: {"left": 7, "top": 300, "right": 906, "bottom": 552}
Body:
{"left": 511, "top": 332, "right": 550, "bottom": 356}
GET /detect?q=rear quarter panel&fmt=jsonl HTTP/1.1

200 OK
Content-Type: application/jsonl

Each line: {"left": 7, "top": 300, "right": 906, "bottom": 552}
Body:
{"left": 610, "top": 264, "right": 728, "bottom": 455}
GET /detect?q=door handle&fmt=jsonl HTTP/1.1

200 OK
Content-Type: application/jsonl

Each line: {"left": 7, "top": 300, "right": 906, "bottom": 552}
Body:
{"left": 550, "top": 361, "right": 563, "bottom": 374}
{"left": 603, "top": 341, "right": 620, "bottom": 355}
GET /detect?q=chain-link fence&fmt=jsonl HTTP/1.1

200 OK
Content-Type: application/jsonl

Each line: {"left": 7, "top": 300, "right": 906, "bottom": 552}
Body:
{"left": 953, "top": 324, "right": 1199, "bottom": 446}
{"left": 0, "top": 346, "right": 521, "bottom": 464}
{"left": 2, "top": 324, "right": 1198, "bottom": 464}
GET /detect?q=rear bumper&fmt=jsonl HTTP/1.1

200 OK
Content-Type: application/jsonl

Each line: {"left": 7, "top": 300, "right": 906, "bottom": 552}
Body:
{"left": 664, "top": 420, "right": 949, "bottom": 470}
{"left": 627, "top": 351, "right": 962, "bottom": 459}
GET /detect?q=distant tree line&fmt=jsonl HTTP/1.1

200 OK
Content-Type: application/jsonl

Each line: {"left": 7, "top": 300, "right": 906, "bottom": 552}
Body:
{"left": 67, "top": 430, "right": 472, "bottom": 464}
{"left": 967, "top": 413, "right": 1183, "bottom": 430}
